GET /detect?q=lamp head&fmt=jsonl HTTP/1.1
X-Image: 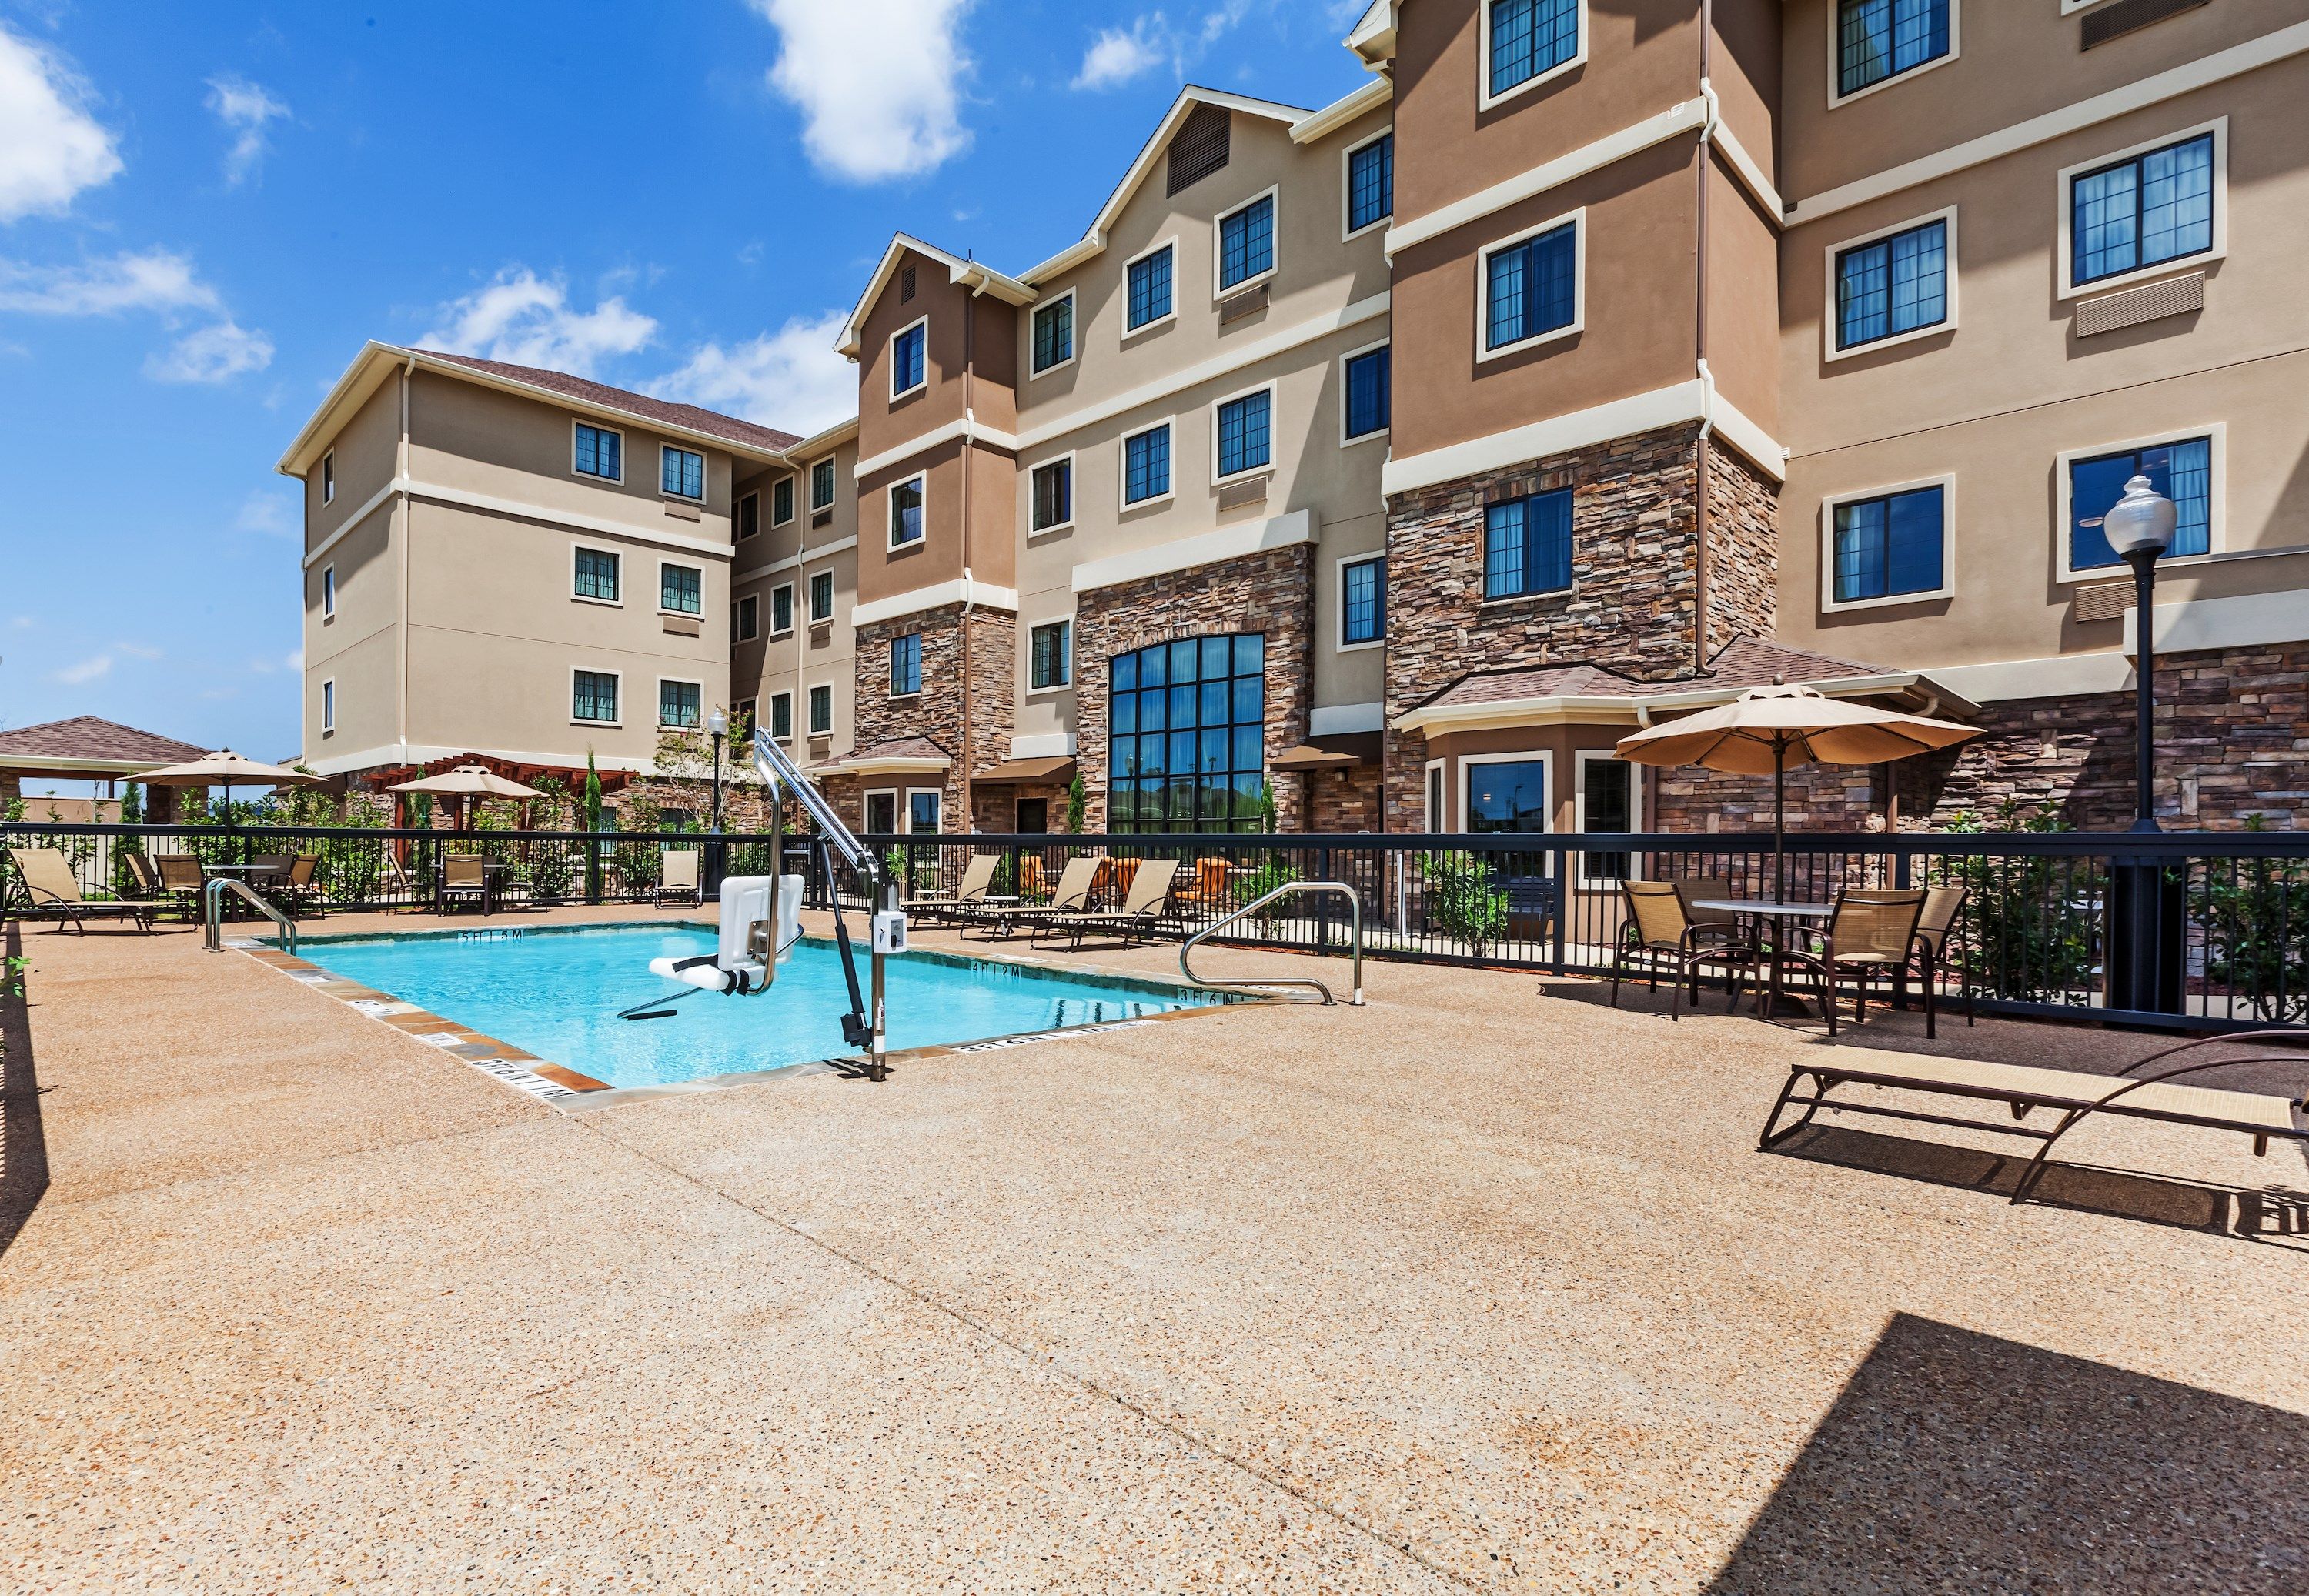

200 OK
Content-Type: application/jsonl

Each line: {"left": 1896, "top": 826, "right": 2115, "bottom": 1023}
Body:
{"left": 707, "top": 707, "right": 729, "bottom": 736}
{"left": 2103, "top": 474, "right": 2177, "bottom": 561}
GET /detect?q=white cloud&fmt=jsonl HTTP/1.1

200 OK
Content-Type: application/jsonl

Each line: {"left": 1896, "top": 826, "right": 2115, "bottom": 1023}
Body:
{"left": 421, "top": 268, "right": 657, "bottom": 376}
{"left": 0, "top": 249, "right": 217, "bottom": 315}
{"left": 235, "top": 487, "right": 298, "bottom": 536}
{"left": 1073, "top": 17, "right": 1167, "bottom": 90}
{"left": 654, "top": 311, "right": 856, "bottom": 439}
{"left": 206, "top": 75, "right": 290, "bottom": 185}
{"left": 0, "top": 25, "right": 121, "bottom": 222}
{"left": 146, "top": 317, "right": 272, "bottom": 382}
{"left": 51, "top": 652, "right": 111, "bottom": 685}
{"left": 748, "top": 0, "right": 974, "bottom": 183}
{"left": 114, "top": 641, "right": 162, "bottom": 660}
{"left": 285, "top": 648, "right": 304, "bottom": 672}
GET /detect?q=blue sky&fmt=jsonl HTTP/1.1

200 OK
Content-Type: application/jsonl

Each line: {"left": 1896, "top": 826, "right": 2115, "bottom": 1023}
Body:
{"left": 0, "top": 0, "right": 1370, "bottom": 783}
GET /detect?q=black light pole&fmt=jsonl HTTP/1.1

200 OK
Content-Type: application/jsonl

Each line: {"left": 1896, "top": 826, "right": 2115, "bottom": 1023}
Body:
{"left": 706, "top": 706, "right": 728, "bottom": 901}
{"left": 2102, "top": 475, "right": 2179, "bottom": 1011}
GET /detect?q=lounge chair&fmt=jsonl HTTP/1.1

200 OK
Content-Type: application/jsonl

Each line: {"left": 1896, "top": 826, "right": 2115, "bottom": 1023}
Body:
{"left": 1609, "top": 880, "right": 1752, "bottom": 1020}
{"left": 155, "top": 854, "right": 207, "bottom": 921}
{"left": 121, "top": 850, "right": 162, "bottom": 903}
{"left": 383, "top": 848, "right": 423, "bottom": 912}
{"left": 964, "top": 855, "right": 1104, "bottom": 940}
{"left": 5, "top": 846, "right": 155, "bottom": 933}
{"left": 1031, "top": 858, "right": 1181, "bottom": 950}
{"left": 439, "top": 853, "right": 489, "bottom": 913}
{"left": 1779, "top": 888, "right": 1927, "bottom": 1036}
{"left": 657, "top": 849, "right": 701, "bottom": 907}
{"left": 910, "top": 853, "right": 997, "bottom": 927}
{"left": 1759, "top": 1030, "right": 2309, "bottom": 1206}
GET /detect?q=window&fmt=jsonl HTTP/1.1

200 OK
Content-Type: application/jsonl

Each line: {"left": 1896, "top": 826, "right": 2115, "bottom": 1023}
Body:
{"left": 770, "top": 691, "right": 793, "bottom": 741}
{"left": 1836, "top": 0, "right": 1950, "bottom": 102}
{"left": 321, "top": 679, "right": 335, "bottom": 733}
{"left": 321, "top": 452, "right": 335, "bottom": 505}
{"left": 573, "top": 546, "right": 620, "bottom": 603}
{"left": 1218, "top": 192, "right": 1275, "bottom": 292}
{"left": 1482, "top": 216, "right": 1579, "bottom": 356}
{"left": 810, "top": 569, "right": 834, "bottom": 622}
{"left": 321, "top": 565, "right": 336, "bottom": 620}
{"left": 771, "top": 477, "right": 794, "bottom": 526}
{"left": 661, "top": 446, "right": 703, "bottom": 500}
{"left": 865, "top": 792, "right": 897, "bottom": 834}
{"left": 1829, "top": 482, "right": 1949, "bottom": 606}
{"left": 1032, "top": 293, "right": 1074, "bottom": 374}
{"left": 891, "top": 319, "right": 927, "bottom": 397}
{"left": 1343, "top": 344, "right": 1391, "bottom": 441}
{"left": 737, "top": 492, "right": 760, "bottom": 540}
{"left": 574, "top": 423, "right": 622, "bottom": 482}
{"left": 808, "top": 683, "right": 833, "bottom": 735}
{"left": 770, "top": 583, "right": 793, "bottom": 636}
{"left": 1484, "top": 489, "right": 1573, "bottom": 599}
{"left": 1107, "top": 634, "right": 1267, "bottom": 833}
{"left": 1215, "top": 389, "right": 1271, "bottom": 480}
{"left": 2070, "top": 131, "right": 2217, "bottom": 289}
{"left": 888, "top": 474, "right": 924, "bottom": 547}
{"left": 810, "top": 458, "right": 837, "bottom": 511}
{"left": 2067, "top": 435, "right": 2213, "bottom": 575}
{"left": 1485, "top": 0, "right": 1582, "bottom": 104}
{"left": 1834, "top": 215, "right": 1950, "bottom": 353}
{"left": 1031, "top": 620, "right": 1071, "bottom": 689}
{"left": 1465, "top": 756, "right": 1550, "bottom": 833}
{"left": 731, "top": 699, "right": 756, "bottom": 738}
{"left": 735, "top": 593, "right": 760, "bottom": 642}
{"left": 660, "top": 679, "right": 702, "bottom": 730}
{"left": 889, "top": 633, "right": 922, "bottom": 696}
{"left": 573, "top": 669, "right": 620, "bottom": 723}
{"left": 1341, "top": 556, "right": 1385, "bottom": 647}
{"left": 1127, "top": 243, "right": 1175, "bottom": 331}
{"left": 1577, "top": 754, "right": 1635, "bottom": 886}
{"left": 1346, "top": 132, "right": 1393, "bottom": 236}
{"left": 1123, "top": 423, "right": 1172, "bottom": 505}
{"left": 660, "top": 563, "right": 703, "bottom": 614}
{"left": 907, "top": 790, "right": 942, "bottom": 835}
{"left": 1031, "top": 456, "right": 1073, "bottom": 533}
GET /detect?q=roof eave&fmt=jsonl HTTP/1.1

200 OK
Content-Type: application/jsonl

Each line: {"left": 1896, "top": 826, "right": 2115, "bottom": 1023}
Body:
{"left": 1288, "top": 74, "right": 1392, "bottom": 144}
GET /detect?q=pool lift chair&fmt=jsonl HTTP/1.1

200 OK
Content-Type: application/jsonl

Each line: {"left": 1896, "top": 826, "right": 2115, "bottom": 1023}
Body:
{"left": 618, "top": 728, "right": 907, "bottom": 1082}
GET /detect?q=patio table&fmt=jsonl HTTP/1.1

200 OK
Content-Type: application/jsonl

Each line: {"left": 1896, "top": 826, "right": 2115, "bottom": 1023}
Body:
{"left": 1692, "top": 899, "right": 1833, "bottom": 1021}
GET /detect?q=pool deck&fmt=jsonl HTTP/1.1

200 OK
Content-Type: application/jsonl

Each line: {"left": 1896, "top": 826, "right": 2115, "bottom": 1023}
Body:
{"left": 3, "top": 906, "right": 2307, "bottom": 1591}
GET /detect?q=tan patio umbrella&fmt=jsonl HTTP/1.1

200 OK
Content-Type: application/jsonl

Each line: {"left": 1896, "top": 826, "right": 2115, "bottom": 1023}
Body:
{"left": 137, "top": 750, "right": 326, "bottom": 824}
{"left": 1615, "top": 684, "right": 1978, "bottom": 903}
{"left": 387, "top": 764, "right": 536, "bottom": 830}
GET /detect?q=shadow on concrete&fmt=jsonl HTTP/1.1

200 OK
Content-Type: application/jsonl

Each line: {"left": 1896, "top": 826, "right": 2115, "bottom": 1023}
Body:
{"left": 1703, "top": 1313, "right": 2309, "bottom": 1594}
{"left": 0, "top": 920, "right": 49, "bottom": 1259}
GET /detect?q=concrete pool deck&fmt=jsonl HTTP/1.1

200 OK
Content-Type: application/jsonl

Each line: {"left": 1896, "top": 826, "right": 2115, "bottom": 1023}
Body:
{"left": 2, "top": 908, "right": 2307, "bottom": 1591}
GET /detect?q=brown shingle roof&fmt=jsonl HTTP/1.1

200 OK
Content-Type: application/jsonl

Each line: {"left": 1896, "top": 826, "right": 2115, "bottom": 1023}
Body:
{"left": 1424, "top": 639, "right": 1896, "bottom": 710}
{"left": 0, "top": 716, "right": 209, "bottom": 767}
{"left": 416, "top": 350, "right": 803, "bottom": 457}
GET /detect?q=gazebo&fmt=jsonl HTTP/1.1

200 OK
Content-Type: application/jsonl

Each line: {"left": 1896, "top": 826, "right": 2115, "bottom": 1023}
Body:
{"left": 0, "top": 716, "right": 210, "bottom": 820}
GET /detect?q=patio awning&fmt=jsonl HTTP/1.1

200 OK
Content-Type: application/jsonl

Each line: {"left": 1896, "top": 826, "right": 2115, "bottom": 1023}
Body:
{"left": 819, "top": 736, "right": 952, "bottom": 777}
{"left": 972, "top": 756, "right": 1076, "bottom": 786}
{"left": 1270, "top": 733, "right": 1382, "bottom": 771}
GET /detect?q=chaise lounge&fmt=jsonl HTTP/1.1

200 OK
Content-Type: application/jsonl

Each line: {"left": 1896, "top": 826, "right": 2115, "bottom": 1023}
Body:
{"left": 6, "top": 846, "right": 157, "bottom": 933}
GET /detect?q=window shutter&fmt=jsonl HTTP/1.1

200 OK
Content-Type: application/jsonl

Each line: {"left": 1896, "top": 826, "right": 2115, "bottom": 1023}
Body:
{"left": 1166, "top": 102, "right": 1230, "bottom": 196}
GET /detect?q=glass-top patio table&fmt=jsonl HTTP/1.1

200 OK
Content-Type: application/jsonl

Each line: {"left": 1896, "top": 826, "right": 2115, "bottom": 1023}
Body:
{"left": 1691, "top": 899, "right": 1834, "bottom": 1020}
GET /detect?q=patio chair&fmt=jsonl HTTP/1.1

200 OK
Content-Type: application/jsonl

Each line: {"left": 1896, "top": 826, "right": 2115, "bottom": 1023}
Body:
{"left": 1175, "top": 856, "right": 1235, "bottom": 918}
{"left": 382, "top": 848, "right": 423, "bottom": 913}
{"left": 155, "top": 854, "right": 208, "bottom": 922}
{"left": 274, "top": 854, "right": 324, "bottom": 918}
{"left": 121, "top": 850, "right": 162, "bottom": 903}
{"left": 1669, "top": 876, "right": 1759, "bottom": 980}
{"left": 657, "top": 850, "right": 701, "bottom": 907}
{"left": 909, "top": 853, "right": 997, "bottom": 927}
{"left": 1609, "top": 880, "right": 1753, "bottom": 1020}
{"left": 5, "top": 846, "right": 155, "bottom": 934}
{"left": 965, "top": 855, "right": 1103, "bottom": 940}
{"left": 439, "top": 853, "right": 489, "bottom": 913}
{"left": 1906, "top": 883, "right": 1974, "bottom": 1038}
{"left": 1779, "top": 887, "right": 1928, "bottom": 1037}
{"left": 1031, "top": 858, "right": 1182, "bottom": 950}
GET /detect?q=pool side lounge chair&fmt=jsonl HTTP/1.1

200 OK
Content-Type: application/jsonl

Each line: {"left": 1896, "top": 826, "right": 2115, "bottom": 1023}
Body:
{"left": 1759, "top": 1031, "right": 2309, "bottom": 1206}
{"left": 1031, "top": 858, "right": 1181, "bottom": 950}
{"left": 657, "top": 850, "right": 701, "bottom": 907}
{"left": 964, "top": 856, "right": 1103, "bottom": 940}
{"left": 6, "top": 846, "right": 155, "bottom": 933}
{"left": 909, "top": 853, "right": 998, "bottom": 927}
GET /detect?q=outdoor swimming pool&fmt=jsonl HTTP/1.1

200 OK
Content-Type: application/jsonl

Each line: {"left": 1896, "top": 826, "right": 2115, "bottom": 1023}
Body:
{"left": 298, "top": 923, "right": 1231, "bottom": 1090}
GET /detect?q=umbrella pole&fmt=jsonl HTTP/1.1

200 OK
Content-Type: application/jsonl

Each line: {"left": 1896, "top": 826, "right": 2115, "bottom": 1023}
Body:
{"left": 1773, "top": 741, "right": 1786, "bottom": 907}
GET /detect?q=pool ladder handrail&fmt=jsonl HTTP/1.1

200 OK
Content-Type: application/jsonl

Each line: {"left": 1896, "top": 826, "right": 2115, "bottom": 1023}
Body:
{"left": 1180, "top": 880, "right": 1363, "bottom": 1006}
{"left": 203, "top": 876, "right": 296, "bottom": 956}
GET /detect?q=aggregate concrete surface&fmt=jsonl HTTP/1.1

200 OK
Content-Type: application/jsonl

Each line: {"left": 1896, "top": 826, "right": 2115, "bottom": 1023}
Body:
{"left": 2, "top": 911, "right": 2306, "bottom": 1593}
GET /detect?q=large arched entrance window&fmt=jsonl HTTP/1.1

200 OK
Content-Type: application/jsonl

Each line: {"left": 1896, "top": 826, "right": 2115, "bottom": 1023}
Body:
{"left": 1108, "top": 634, "right": 1265, "bottom": 833}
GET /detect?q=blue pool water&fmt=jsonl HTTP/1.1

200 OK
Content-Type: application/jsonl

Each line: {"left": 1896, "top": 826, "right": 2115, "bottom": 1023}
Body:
{"left": 298, "top": 923, "right": 1228, "bottom": 1090}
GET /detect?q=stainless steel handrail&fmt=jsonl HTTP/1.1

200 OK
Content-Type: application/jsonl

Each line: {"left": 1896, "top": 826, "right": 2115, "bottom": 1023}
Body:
{"left": 1180, "top": 880, "right": 1364, "bottom": 1006}
{"left": 204, "top": 876, "right": 296, "bottom": 955}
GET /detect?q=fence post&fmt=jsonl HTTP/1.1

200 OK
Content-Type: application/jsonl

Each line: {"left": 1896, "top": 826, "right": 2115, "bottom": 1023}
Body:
{"left": 1550, "top": 843, "right": 1567, "bottom": 977}
{"left": 585, "top": 828, "right": 600, "bottom": 905}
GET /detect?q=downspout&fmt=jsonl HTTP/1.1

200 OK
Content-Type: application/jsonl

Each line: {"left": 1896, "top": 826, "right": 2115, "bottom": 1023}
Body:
{"left": 959, "top": 270, "right": 979, "bottom": 834}
{"left": 399, "top": 354, "right": 416, "bottom": 765}
{"left": 1692, "top": 5, "right": 1717, "bottom": 679}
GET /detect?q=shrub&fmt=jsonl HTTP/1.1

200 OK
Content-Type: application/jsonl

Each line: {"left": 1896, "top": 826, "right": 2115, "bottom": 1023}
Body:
{"left": 2190, "top": 815, "right": 2309, "bottom": 1022}
{"left": 1933, "top": 802, "right": 2100, "bottom": 1004}
{"left": 1428, "top": 850, "right": 1509, "bottom": 953}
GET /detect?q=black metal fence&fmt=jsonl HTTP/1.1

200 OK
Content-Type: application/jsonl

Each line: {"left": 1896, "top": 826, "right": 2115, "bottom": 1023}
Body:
{"left": 6, "top": 821, "right": 2308, "bottom": 1032}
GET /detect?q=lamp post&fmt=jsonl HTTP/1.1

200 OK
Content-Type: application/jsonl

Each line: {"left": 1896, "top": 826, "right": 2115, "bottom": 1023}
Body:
{"left": 2101, "top": 474, "right": 2180, "bottom": 1012}
{"left": 706, "top": 706, "right": 728, "bottom": 901}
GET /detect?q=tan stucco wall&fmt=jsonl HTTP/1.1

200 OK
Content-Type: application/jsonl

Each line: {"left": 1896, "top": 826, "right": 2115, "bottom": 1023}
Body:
{"left": 303, "top": 504, "right": 399, "bottom": 761}
{"left": 303, "top": 379, "right": 400, "bottom": 551}
{"left": 733, "top": 439, "right": 861, "bottom": 764}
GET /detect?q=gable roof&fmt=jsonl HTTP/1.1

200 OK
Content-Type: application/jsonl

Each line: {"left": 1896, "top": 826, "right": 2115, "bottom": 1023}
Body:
{"left": 419, "top": 352, "right": 802, "bottom": 455}
{"left": 0, "top": 716, "right": 210, "bottom": 776}
{"left": 834, "top": 233, "right": 1037, "bottom": 359}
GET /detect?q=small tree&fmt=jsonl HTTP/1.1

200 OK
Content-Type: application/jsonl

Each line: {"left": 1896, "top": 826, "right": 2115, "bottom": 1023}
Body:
{"left": 583, "top": 752, "right": 603, "bottom": 833}
{"left": 1064, "top": 773, "right": 1086, "bottom": 834}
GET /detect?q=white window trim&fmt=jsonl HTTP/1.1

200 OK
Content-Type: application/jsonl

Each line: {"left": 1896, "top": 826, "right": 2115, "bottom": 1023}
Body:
{"left": 1827, "top": 0, "right": 1960, "bottom": 110}
{"left": 321, "top": 451, "right": 336, "bottom": 505}
{"left": 1479, "top": 0, "right": 1588, "bottom": 112}
{"left": 1026, "top": 619, "right": 1074, "bottom": 695}
{"left": 1818, "top": 472, "right": 1960, "bottom": 613}
{"left": 320, "top": 678, "right": 336, "bottom": 735}
{"left": 1122, "top": 236, "right": 1180, "bottom": 339}
{"left": 810, "top": 458, "right": 839, "bottom": 512}
{"left": 1209, "top": 380, "right": 1278, "bottom": 486}
{"left": 571, "top": 419, "right": 625, "bottom": 485}
{"left": 2055, "top": 115, "right": 2227, "bottom": 299}
{"left": 1459, "top": 749, "right": 1553, "bottom": 833}
{"left": 1475, "top": 206, "right": 1586, "bottom": 363}
{"left": 734, "top": 592, "right": 760, "bottom": 643}
{"left": 887, "top": 633, "right": 924, "bottom": 699}
{"left": 659, "top": 443, "right": 706, "bottom": 503}
{"left": 808, "top": 568, "right": 837, "bottom": 623}
{"left": 1338, "top": 337, "right": 1392, "bottom": 447}
{"left": 571, "top": 544, "right": 623, "bottom": 608}
{"left": 655, "top": 676, "right": 707, "bottom": 733}
{"left": 1212, "top": 185, "right": 1281, "bottom": 300}
{"left": 320, "top": 564, "right": 336, "bottom": 621}
{"left": 767, "top": 480, "right": 791, "bottom": 530}
{"left": 768, "top": 581, "right": 794, "bottom": 638}
{"left": 769, "top": 689, "right": 794, "bottom": 743}
{"left": 737, "top": 489, "right": 761, "bottom": 540}
{"left": 1028, "top": 451, "right": 1078, "bottom": 536}
{"left": 864, "top": 788, "right": 898, "bottom": 832}
{"left": 1030, "top": 289, "right": 1078, "bottom": 378}
{"left": 2053, "top": 422, "right": 2226, "bottom": 585}
{"left": 1823, "top": 205, "right": 1960, "bottom": 363}
{"left": 2060, "top": 1, "right": 2114, "bottom": 15}
{"left": 570, "top": 666, "right": 624, "bottom": 728}
{"left": 1335, "top": 551, "right": 1385, "bottom": 653}
{"left": 1342, "top": 128, "right": 1393, "bottom": 242}
{"left": 807, "top": 683, "right": 835, "bottom": 736}
{"left": 1423, "top": 758, "right": 1447, "bottom": 832}
{"left": 904, "top": 787, "right": 944, "bottom": 835}
{"left": 1120, "top": 420, "right": 1176, "bottom": 510}
{"left": 1572, "top": 750, "right": 1643, "bottom": 889}
{"left": 887, "top": 472, "right": 928, "bottom": 551}
{"left": 657, "top": 559, "right": 706, "bottom": 618}
{"left": 888, "top": 314, "right": 931, "bottom": 401}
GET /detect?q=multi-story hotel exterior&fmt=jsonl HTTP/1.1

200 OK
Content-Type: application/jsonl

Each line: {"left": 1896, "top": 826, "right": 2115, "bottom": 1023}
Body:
{"left": 286, "top": 2, "right": 2309, "bottom": 838}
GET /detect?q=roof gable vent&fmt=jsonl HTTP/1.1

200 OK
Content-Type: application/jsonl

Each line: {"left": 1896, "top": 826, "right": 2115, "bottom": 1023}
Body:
{"left": 900, "top": 264, "right": 917, "bottom": 302}
{"left": 1166, "top": 102, "right": 1231, "bottom": 197}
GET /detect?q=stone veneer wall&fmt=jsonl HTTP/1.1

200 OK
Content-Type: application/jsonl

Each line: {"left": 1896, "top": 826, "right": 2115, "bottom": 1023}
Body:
{"left": 1072, "top": 543, "right": 1315, "bottom": 831}
{"left": 852, "top": 602, "right": 1017, "bottom": 827}
{"left": 1300, "top": 763, "right": 1384, "bottom": 833}
{"left": 1703, "top": 439, "right": 1779, "bottom": 658}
